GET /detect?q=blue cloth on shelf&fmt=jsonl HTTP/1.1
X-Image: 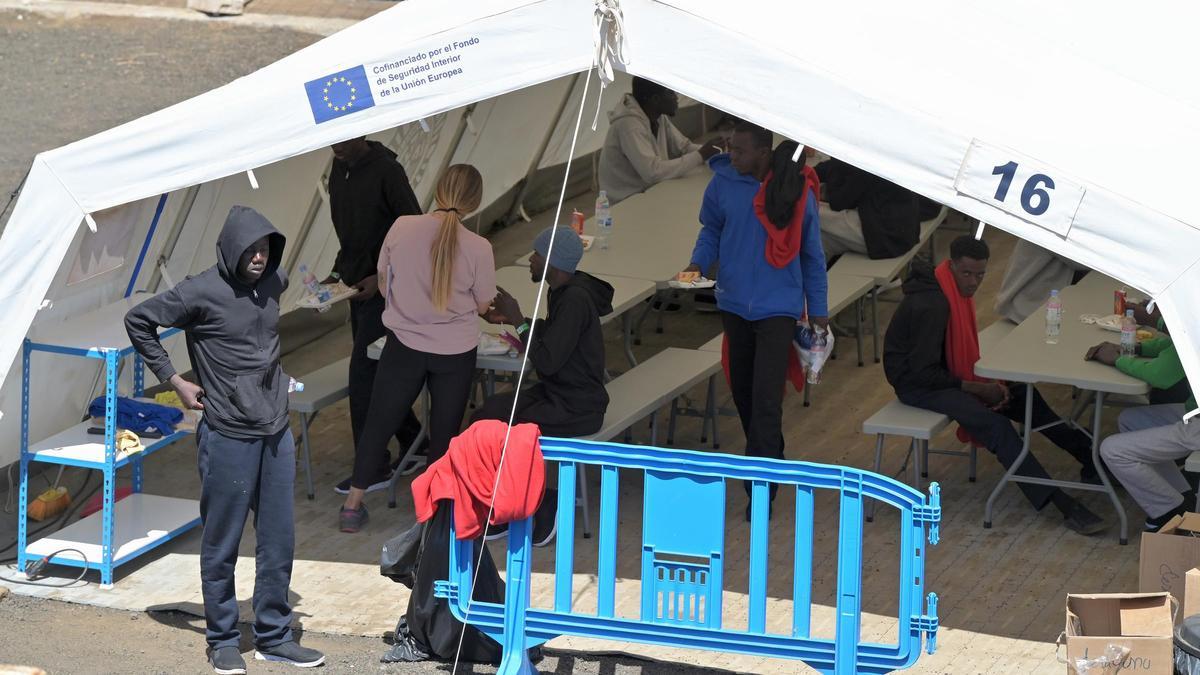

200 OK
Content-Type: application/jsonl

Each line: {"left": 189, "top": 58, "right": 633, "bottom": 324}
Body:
{"left": 88, "top": 396, "right": 183, "bottom": 434}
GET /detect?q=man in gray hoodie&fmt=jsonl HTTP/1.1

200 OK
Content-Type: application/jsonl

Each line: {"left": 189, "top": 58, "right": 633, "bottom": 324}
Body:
{"left": 125, "top": 206, "right": 324, "bottom": 674}
{"left": 598, "top": 77, "right": 721, "bottom": 204}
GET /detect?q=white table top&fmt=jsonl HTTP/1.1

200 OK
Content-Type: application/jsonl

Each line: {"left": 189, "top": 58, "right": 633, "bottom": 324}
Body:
{"left": 520, "top": 170, "right": 711, "bottom": 285}
{"left": 826, "top": 273, "right": 876, "bottom": 316}
{"left": 975, "top": 272, "right": 1150, "bottom": 394}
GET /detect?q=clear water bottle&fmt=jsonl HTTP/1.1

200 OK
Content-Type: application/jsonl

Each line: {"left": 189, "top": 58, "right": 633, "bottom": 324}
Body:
{"left": 1120, "top": 309, "right": 1137, "bottom": 356}
{"left": 1044, "top": 289, "right": 1062, "bottom": 344}
{"left": 594, "top": 190, "right": 612, "bottom": 250}
{"left": 298, "top": 264, "right": 331, "bottom": 303}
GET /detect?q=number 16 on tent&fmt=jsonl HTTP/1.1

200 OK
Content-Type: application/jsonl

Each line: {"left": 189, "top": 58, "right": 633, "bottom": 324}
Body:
{"left": 954, "top": 138, "right": 1086, "bottom": 237}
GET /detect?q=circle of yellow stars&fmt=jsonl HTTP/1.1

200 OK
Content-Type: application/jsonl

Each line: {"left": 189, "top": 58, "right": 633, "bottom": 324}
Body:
{"left": 322, "top": 76, "right": 357, "bottom": 112}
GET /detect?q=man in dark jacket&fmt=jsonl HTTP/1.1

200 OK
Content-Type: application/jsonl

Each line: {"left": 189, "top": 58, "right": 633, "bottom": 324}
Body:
{"left": 125, "top": 206, "right": 325, "bottom": 673}
{"left": 326, "top": 137, "right": 424, "bottom": 494}
{"left": 474, "top": 227, "right": 614, "bottom": 438}
{"left": 882, "top": 235, "right": 1105, "bottom": 535}
{"left": 815, "top": 157, "right": 921, "bottom": 262}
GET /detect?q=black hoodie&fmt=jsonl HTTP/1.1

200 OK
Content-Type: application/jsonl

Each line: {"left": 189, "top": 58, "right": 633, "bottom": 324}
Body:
{"left": 125, "top": 206, "right": 290, "bottom": 439}
{"left": 328, "top": 141, "right": 421, "bottom": 286}
{"left": 882, "top": 260, "right": 962, "bottom": 395}
{"left": 815, "top": 158, "right": 920, "bottom": 260}
{"left": 526, "top": 272, "right": 616, "bottom": 427}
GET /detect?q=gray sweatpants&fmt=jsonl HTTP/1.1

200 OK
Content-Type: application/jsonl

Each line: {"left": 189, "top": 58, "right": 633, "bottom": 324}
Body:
{"left": 819, "top": 205, "right": 867, "bottom": 260}
{"left": 1099, "top": 404, "right": 1200, "bottom": 518}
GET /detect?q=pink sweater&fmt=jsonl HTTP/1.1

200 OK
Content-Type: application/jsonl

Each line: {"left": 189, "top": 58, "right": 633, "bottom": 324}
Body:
{"left": 379, "top": 213, "right": 497, "bottom": 355}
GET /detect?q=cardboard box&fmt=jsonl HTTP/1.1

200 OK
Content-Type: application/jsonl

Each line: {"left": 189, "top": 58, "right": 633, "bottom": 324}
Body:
{"left": 1064, "top": 593, "right": 1174, "bottom": 674}
{"left": 1138, "top": 512, "right": 1200, "bottom": 604}
{"left": 1185, "top": 568, "right": 1200, "bottom": 620}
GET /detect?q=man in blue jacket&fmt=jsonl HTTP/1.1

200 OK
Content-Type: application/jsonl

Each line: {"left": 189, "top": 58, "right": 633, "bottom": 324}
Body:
{"left": 683, "top": 122, "right": 828, "bottom": 515}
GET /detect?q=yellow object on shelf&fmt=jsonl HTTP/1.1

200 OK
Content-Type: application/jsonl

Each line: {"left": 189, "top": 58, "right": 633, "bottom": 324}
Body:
{"left": 28, "top": 486, "right": 71, "bottom": 522}
{"left": 154, "top": 391, "right": 184, "bottom": 410}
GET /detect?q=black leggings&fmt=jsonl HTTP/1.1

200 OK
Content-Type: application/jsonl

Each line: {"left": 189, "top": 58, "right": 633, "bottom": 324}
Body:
{"left": 352, "top": 333, "right": 476, "bottom": 490}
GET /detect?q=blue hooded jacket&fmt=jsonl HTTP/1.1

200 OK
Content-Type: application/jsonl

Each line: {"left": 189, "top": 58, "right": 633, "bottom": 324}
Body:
{"left": 690, "top": 154, "right": 828, "bottom": 321}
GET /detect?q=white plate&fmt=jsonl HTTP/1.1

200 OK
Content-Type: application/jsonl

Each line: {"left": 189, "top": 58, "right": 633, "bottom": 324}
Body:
{"left": 668, "top": 276, "right": 717, "bottom": 290}
{"left": 295, "top": 282, "right": 357, "bottom": 309}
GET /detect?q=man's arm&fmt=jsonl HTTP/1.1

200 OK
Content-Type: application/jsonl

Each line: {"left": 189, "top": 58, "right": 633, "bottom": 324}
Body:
{"left": 527, "top": 293, "right": 589, "bottom": 376}
{"left": 665, "top": 118, "right": 702, "bottom": 157}
{"left": 798, "top": 195, "right": 829, "bottom": 321}
{"left": 1116, "top": 344, "right": 1186, "bottom": 391}
{"left": 904, "top": 300, "right": 963, "bottom": 391}
{"left": 689, "top": 180, "right": 724, "bottom": 272}
{"left": 383, "top": 161, "right": 422, "bottom": 219}
{"left": 124, "top": 286, "right": 207, "bottom": 408}
{"left": 615, "top": 118, "right": 704, "bottom": 186}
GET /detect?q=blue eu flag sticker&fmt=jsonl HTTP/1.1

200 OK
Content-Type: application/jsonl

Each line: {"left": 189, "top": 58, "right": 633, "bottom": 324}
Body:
{"left": 304, "top": 65, "right": 375, "bottom": 124}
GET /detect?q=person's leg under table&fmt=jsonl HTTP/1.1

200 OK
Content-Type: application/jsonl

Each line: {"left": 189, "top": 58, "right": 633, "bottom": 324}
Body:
{"left": 251, "top": 428, "right": 297, "bottom": 650}
{"left": 1009, "top": 384, "right": 1098, "bottom": 478}
{"left": 901, "top": 385, "right": 1057, "bottom": 512}
{"left": 1102, "top": 405, "right": 1194, "bottom": 521}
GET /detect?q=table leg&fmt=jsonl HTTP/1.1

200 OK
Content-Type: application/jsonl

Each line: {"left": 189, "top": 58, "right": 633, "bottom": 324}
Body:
{"left": 1092, "top": 391, "right": 1129, "bottom": 545}
{"left": 985, "top": 383, "right": 1034, "bottom": 528}
{"left": 621, "top": 312, "right": 638, "bottom": 367}
{"left": 871, "top": 288, "right": 881, "bottom": 364}
{"left": 632, "top": 292, "right": 657, "bottom": 347}
{"left": 855, "top": 297, "right": 865, "bottom": 368}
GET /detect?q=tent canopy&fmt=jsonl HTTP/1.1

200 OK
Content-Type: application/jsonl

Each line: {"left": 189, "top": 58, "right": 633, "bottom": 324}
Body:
{"left": 2, "top": 0, "right": 1198, "bottom": 431}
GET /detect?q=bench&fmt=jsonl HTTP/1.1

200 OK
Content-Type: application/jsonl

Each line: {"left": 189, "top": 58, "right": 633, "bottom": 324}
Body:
{"left": 862, "top": 400, "right": 958, "bottom": 522}
{"left": 569, "top": 347, "right": 723, "bottom": 536}
{"left": 289, "top": 357, "right": 351, "bottom": 500}
{"left": 828, "top": 208, "right": 947, "bottom": 363}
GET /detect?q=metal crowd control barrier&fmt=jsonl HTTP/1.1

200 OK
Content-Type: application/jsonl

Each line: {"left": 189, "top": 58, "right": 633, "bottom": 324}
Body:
{"left": 435, "top": 438, "right": 942, "bottom": 674}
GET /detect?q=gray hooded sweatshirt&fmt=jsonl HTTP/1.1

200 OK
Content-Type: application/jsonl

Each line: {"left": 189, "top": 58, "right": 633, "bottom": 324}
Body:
{"left": 597, "top": 93, "right": 703, "bottom": 204}
{"left": 125, "top": 206, "right": 290, "bottom": 439}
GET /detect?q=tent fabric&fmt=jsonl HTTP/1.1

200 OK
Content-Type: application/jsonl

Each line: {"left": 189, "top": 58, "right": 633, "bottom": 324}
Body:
{"left": 1, "top": 0, "right": 1199, "bottom": 433}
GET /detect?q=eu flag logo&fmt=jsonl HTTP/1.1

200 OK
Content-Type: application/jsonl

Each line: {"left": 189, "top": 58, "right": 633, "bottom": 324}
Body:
{"left": 304, "top": 65, "right": 375, "bottom": 124}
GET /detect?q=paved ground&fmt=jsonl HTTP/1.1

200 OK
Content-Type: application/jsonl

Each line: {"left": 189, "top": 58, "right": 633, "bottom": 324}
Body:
{"left": 0, "top": 593, "right": 739, "bottom": 674}
{"left": 0, "top": 10, "right": 318, "bottom": 228}
{"left": 84, "top": 0, "right": 396, "bottom": 21}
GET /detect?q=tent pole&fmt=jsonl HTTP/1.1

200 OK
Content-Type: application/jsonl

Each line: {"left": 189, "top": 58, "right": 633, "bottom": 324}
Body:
{"left": 423, "top": 104, "right": 477, "bottom": 213}
{"left": 502, "top": 73, "right": 583, "bottom": 225}
{"left": 144, "top": 185, "right": 199, "bottom": 292}
{"left": 124, "top": 194, "right": 169, "bottom": 297}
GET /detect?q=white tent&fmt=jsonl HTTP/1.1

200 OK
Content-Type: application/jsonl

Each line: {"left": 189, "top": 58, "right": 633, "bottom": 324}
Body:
{"left": 2, "top": 0, "right": 1200, "bottom": 466}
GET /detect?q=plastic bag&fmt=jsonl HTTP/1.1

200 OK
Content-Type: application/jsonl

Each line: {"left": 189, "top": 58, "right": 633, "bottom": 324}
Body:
{"left": 793, "top": 320, "right": 834, "bottom": 384}
{"left": 1071, "top": 643, "right": 1130, "bottom": 673}
{"left": 379, "top": 521, "right": 424, "bottom": 588}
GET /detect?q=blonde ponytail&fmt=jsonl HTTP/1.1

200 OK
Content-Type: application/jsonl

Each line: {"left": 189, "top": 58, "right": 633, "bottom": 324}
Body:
{"left": 430, "top": 164, "right": 483, "bottom": 312}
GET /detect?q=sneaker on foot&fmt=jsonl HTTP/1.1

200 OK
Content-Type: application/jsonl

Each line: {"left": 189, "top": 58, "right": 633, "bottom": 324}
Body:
{"left": 208, "top": 646, "right": 246, "bottom": 675}
{"left": 339, "top": 504, "right": 369, "bottom": 533}
{"left": 1144, "top": 502, "right": 1188, "bottom": 532}
{"left": 255, "top": 641, "right": 325, "bottom": 668}
{"left": 482, "top": 522, "right": 509, "bottom": 542}
{"left": 333, "top": 471, "right": 392, "bottom": 495}
{"left": 1063, "top": 501, "right": 1108, "bottom": 536}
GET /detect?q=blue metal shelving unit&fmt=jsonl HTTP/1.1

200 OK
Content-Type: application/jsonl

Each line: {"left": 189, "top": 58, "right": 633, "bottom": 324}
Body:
{"left": 17, "top": 294, "right": 201, "bottom": 587}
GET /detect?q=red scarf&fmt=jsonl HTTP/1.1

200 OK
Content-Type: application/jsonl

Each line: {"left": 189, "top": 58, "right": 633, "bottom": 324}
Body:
{"left": 934, "top": 260, "right": 989, "bottom": 443}
{"left": 753, "top": 166, "right": 820, "bottom": 268}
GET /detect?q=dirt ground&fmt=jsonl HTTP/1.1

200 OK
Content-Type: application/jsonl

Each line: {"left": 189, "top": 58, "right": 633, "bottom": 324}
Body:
{"left": 0, "top": 592, "right": 739, "bottom": 674}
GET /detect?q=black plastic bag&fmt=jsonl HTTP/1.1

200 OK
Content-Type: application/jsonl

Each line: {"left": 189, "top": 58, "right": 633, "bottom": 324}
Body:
{"left": 380, "top": 521, "right": 424, "bottom": 588}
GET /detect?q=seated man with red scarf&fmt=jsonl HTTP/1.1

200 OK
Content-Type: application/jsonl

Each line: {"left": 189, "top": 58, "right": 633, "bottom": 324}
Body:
{"left": 882, "top": 236, "right": 1106, "bottom": 535}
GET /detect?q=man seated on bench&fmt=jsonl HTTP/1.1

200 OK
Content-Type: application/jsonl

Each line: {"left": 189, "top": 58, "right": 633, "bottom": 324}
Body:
{"left": 1089, "top": 304, "right": 1200, "bottom": 531}
{"left": 598, "top": 77, "right": 722, "bottom": 204}
{"left": 813, "top": 157, "right": 921, "bottom": 265}
{"left": 475, "top": 227, "right": 614, "bottom": 437}
{"left": 882, "top": 235, "right": 1106, "bottom": 535}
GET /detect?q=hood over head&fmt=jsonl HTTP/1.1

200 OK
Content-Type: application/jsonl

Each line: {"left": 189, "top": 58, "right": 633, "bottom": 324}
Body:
{"left": 215, "top": 205, "right": 285, "bottom": 286}
{"left": 564, "top": 271, "right": 615, "bottom": 317}
{"left": 902, "top": 259, "right": 941, "bottom": 296}
{"left": 608, "top": 93, "right": 650, "bottom": 125}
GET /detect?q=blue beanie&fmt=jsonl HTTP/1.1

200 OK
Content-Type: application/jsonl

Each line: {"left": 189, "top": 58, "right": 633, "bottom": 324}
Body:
{"left": 532, "top": 227, "right": 584, "bottom": 274}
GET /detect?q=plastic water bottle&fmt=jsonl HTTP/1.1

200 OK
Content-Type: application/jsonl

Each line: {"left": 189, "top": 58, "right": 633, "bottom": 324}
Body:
{"left": 1044, "top": 290, "right": 1062, "bottom": 344}
{"left": 288, "top": 377, "right": 305, "bottom": 394}
{"left": 298, "top": 264, "right": 331, "bottom": 303}
{"left": 595, "top": 190, "right": 612, "bottom": 250}
{"left": 1120, "top": 309, "right": 1137, "bottom": 356}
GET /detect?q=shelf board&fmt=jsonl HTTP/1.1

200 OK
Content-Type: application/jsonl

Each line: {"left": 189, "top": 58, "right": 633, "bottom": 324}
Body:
{"left": 27, "top": 292, "right": 178, "bottom": 357}
{"left": 25, "top": 493, "right": 200, "bottom": 567}
{"left": 28, "top": 420, "right": 191, "bottom": 469}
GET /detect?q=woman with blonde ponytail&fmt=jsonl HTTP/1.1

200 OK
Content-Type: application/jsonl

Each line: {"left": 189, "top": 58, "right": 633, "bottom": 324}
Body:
{"left": 339, "top": 164, "right": 497, "bottom": 533}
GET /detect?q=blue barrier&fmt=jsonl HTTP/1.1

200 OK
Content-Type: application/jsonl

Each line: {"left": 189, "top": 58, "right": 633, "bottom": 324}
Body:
{"left": 435, "top": 437, "right": 941, "bottom": 674}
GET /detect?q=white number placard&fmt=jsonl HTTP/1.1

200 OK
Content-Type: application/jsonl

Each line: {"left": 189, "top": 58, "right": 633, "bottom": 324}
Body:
{"left": 954, "top": 139, "right": 1086, "bottom": 237}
